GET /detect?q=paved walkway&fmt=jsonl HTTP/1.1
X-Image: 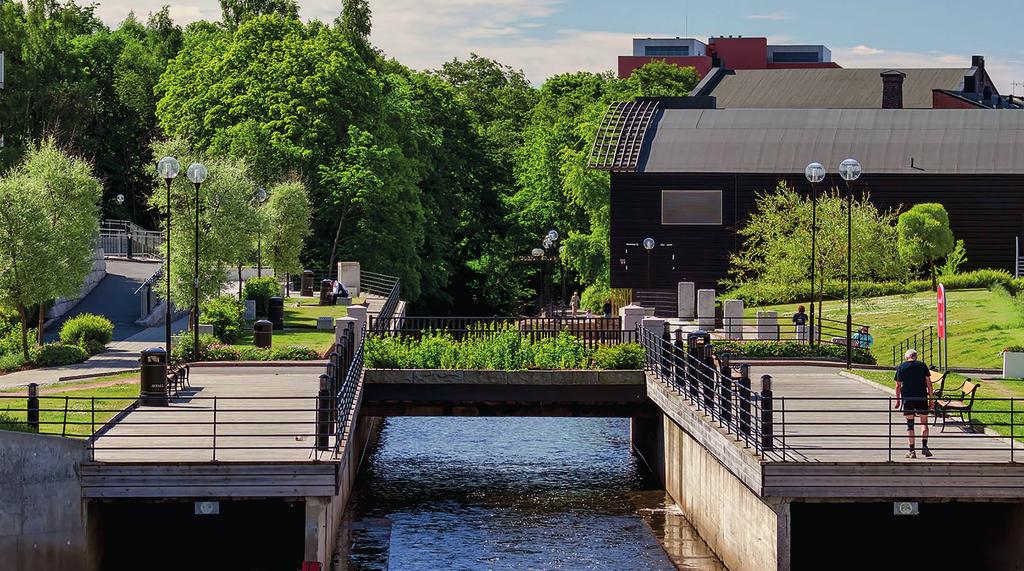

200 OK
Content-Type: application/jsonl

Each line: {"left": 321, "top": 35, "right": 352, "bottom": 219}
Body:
{"left": 92, "top": 365, "right": 327, "bottom": 462}
{"left": 45, "top": 260, "right": 161, "bottom": 342}
{"left": 746, "top": 365, "right": 1016, "bottom": 463}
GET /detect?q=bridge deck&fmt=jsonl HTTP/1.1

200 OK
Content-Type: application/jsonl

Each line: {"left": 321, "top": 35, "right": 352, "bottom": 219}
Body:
{"left": 91, "top": 366, "right": 333, "bottom": 463}
{"left": 752, "top": 366, "right": 1018, "bottom": 464}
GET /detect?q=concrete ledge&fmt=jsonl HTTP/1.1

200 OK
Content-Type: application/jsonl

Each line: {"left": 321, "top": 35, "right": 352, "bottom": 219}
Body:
{"left": 188, "top": 360, "right": 328, "bottom": 368}
{"left": 365, "top": 369, "right": 645, "bottom": 385}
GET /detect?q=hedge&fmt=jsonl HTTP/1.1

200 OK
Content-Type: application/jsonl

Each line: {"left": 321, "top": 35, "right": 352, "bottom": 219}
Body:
{"left": 171, "top": 333, "right": 321, "bottom": 363}
{"left": 30, "top": 343, "right": 89, "bottom": 367}
{"left": 712, "top": 340, "right": 876, "bottom": 365}
{"left": 59, "top": 313, "right": 114, "bottom": 355}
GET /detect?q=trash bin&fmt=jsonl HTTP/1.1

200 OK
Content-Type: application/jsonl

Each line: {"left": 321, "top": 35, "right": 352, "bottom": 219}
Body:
{"left": 301, "top": 270, "right": 315, "bottom": 297}
{"left": 140, "top": 347, "right": 169, "bottom": 406}
{"left": 269, "top": 296, "right": 284, "bottom": 329}
{"left": 254, "top": 319, "right": 273, "bottom": 349}
{"left": 319, "top": 279, "right": 333, "bottom": 306}
{"left": 686, "top": 330, "right": 715, "bottom": 407}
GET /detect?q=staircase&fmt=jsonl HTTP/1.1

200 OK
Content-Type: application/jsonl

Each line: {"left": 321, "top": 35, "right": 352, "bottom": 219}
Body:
{"left": 634, "top": 289, "right": 677, "bottom": 318}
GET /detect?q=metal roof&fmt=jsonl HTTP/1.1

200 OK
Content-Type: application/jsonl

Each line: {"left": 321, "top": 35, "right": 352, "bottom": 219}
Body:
{"left": 640, "top": 108, "right": 1024, "bottom": 174}
{"left": 707, "top": 68, "right": 969, "bottom": 109}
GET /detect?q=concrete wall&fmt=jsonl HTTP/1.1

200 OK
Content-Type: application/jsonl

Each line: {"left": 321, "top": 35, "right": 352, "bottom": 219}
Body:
{"left": 46, "top": 249, "right": 107, "bottom": 321}
{"left": 0, "top": 431, "right": 93, "bottom": 571}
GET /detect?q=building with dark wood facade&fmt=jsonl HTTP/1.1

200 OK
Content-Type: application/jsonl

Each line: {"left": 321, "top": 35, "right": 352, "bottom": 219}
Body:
{"left": 592, "top": 102, "right": 1024, "bottom": 312}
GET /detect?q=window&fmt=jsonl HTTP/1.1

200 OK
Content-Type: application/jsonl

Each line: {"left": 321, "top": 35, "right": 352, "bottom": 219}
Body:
{"left": 661, "top": 190, "right": 723, "bottom": 225}
{"left": 645, "top": 46, "right": 690, "bottom": 57}
{"left": 771, "top": 51, "right": 820, "bottom": 63}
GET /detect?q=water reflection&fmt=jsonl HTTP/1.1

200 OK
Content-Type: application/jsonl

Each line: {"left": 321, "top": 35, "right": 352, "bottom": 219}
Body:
{"left": 337, "top": 417, "right": 724, "bottom": 570}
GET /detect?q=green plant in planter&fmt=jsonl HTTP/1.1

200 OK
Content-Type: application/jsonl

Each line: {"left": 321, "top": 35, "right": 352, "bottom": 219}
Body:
{"left": 59, "top": 313, "right": 113, "bottom": 355}
{"left": 593, "top": 343, "right": 645, "bottom": 370}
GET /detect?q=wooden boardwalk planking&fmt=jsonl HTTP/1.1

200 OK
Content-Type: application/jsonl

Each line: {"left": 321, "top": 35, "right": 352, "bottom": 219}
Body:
{"left": 91, "top": 366, "right": 334, "bottom": 463}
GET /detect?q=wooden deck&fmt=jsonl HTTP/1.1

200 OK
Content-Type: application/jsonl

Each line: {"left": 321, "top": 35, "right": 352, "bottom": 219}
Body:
{"left": 91, "top": 366, "right": 335, "bottom": 463}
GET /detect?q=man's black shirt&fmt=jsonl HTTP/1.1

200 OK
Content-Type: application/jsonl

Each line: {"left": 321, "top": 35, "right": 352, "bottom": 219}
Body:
{"left": 895, "top": 360, "right": 930, "bottom": 399}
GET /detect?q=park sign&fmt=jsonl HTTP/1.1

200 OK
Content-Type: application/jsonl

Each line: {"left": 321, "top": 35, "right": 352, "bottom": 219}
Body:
{"left": 937, "top": 283, "right": 946, "bottom": 339}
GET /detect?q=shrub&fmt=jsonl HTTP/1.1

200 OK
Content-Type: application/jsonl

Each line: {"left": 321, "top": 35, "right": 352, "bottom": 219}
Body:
{"left": 30, "top": 343, "right": 89, "bottom": 367}
{"left": 205, "top": 343, "right": 241, "bottom": 361}
{"left": 238, "top": 346, "right": 274, "bottom": 361}
{"left": 171, "top": 334, "right": 219, "bottom": 363}
{"left": 243, "top": 277, "right": 282, "bottom": 318}
{"left": 0, "top": 352, "right": 26, "bottom": 372}
{"left": 59, "top": 313, "right": 114, "bottom": 354}
{"left": 532, "top": 332, "right": 590, "bottom": 369}
{"left": 1003, "top": 345, "right": 1024, "bottom": 353}
{"left": 593, "top": 343, "right": 646, "bottom": 370}
{"left": 201, "top": 296, "right": 245, "bottom": 343}
{"left": 712, "top": 340, "right": 875, "bottom": 365}
{"left": 270, "top": 346, "right": 321, "bottom": 361}
{"left": 0, "top": 412, "right": 36, "bottom": 433}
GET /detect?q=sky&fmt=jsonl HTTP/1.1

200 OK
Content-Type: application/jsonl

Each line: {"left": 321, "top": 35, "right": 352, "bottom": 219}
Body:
{"left": 94, "top": 0, "right": 1024, "bottom": 93}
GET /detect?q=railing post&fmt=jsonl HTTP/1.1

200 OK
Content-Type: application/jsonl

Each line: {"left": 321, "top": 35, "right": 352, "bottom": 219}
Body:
{"left": 760, "top": 374, "right": 774, "bottom": 453}
{"left": 316, "top": 374, "right": 331, "bottom": 452}
{"left": 719, "top": 354, "right": 733, "bottom": 426}
{"left": 738, "top": 364, "right": 751, "bottom": 440}
{"left": 660, "top": 325, "right": 672, "bottom": 379}
{"left": 1012, "top": 398, "right": 1016, "bottom": 463}
{"left": 26, "top": 383, "right": 39, "bottom": 432}
{"left": 673, "top": 330, "right": 686, "bottom": 394}
{"left": 212, "top": 396, "right": 218, "bottom": 462}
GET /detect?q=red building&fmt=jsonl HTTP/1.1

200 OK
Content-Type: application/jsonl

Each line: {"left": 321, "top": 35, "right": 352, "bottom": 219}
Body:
{"left": 618, "top": 36, "right": 839, "bottom": 78}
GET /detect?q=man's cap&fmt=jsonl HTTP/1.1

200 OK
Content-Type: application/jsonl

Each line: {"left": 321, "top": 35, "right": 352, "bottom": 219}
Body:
{"left": 905, "top": 348, "right": 918, "bottom": 359}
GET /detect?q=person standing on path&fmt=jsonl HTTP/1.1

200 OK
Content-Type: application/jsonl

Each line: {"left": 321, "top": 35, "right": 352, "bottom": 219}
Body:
{"left": 792, "top": 305, "right": 808, "bottom": 343}
{"left": 894, "top": 348, "right": 934, "bottom": 458}
{"left": 569, "top": 291, "right": 580, "bottom": 317}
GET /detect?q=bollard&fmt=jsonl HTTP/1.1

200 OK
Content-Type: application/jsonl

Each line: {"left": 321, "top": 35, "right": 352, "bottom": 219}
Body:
{"left": 673, "top": 330, "right": 686, "bottom": 391}
{"left": 738, "top": 364, "right": 752, "bottom": 437}
{"left": 253, "top": 320, "right": 273, "bottom": 349}
{"left": 301, "top": 270, "right": 315, "bottom": 297}
{"left": 27, "top": 383, "right": 40, "bottom": 432}
{"left": 760, "top": 374, "right": 774, "bottom": 452}
{"left": 316, "top": 374, "right": 331, "bottom": 451}
{"left": 719, "top": 354, "right": 733, "bottom": 424}
{"left": 661, "top": 325, "right": 672, "bottom": 379}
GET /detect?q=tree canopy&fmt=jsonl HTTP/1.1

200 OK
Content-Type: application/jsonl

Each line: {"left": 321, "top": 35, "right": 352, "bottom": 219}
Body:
{"left": 897, "top": 203, "right": 956, "bottom": 290}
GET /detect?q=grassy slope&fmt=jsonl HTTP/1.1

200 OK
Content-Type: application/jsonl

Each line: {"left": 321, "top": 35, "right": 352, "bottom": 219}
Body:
{"left": 749, "top": 288, "right": 1024, "bottom": 369}
{"left": 0, "top": 374, "right": 139, "bottom": 437}
{"left": 230, "top": 297, "right": 349, "bottom": 353}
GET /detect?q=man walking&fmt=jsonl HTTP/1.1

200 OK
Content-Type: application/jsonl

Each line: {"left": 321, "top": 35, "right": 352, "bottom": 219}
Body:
{"left": 894, "top": 349, "right": 934, "bottom": 458}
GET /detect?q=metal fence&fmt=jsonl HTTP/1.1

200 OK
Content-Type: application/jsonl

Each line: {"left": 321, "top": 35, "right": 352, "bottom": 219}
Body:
{"left": 715, "top": 315, "right": 870, "bottom": 346}
{"left": 892, "top": 325, "right": 940, "bottom": 369}
{"left": 367, "top": 316, "right": 633, "bottom": 347}
{"left": 100, "top": 219, "right": 163, "bottom": 258}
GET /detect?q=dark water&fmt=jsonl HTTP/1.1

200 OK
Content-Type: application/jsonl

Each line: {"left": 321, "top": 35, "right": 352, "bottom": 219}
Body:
{"left": 335, "top": 417, "right": 724, "bottom": 570}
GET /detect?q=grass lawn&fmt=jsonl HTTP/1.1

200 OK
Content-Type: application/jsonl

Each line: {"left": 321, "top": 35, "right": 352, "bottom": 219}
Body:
{"left": 0, "top": 373, "right": 139, "bottom": 437}
{"left": 852, "top": 368, "right": 1024, "bottom": 441}
{"left": 229, "top": 297, "right": 350, "bottom": 353}
{"left": 749, "top": 288, "right": 1024, "bottom": 369}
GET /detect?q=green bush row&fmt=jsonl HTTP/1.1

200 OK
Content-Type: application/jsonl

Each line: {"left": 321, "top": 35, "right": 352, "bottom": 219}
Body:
{"left": 201, "top": 296, "right": 245, "bottom": 343}
{"left": 171, "top": 333, "right": 320, "bottom": 363}
{"left": 243, "top": 277, "right": 281, "bottom": 318}
{"left": 712, "top": 340, "right": 876, "bottom": 365}
{"left": 29, "top": 343, "right": 89, "bottom": 367}
{"left": 726, "top": 268, "right": 1015, "bottom": 305}
{"left": 59, "top": 313, "right": 113, "bottom": 355}
{"left": 363, "top": 329, "right": 646, "bottom": 370}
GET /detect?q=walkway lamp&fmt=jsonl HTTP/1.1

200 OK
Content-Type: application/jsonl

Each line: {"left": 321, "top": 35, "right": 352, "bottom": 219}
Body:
{"left": 838, "top": 158, "right": 862, "bottom": 369}
{"left": 157, "top": 156, "right": 180, "bottom": 354}
{"left": 186, "top": 162, "right": 208, "bottom": 363}
{"left": 643, "top": 237, "right": 656, "bottom": 291}
{"left": 255, "top": 187, "right": 268, "bottom": 277}
{"left": 805, "top": 162, "right": 825, "bottom": 347}
{"left": 115, "top": 194, "right": 125, "bottom": 205}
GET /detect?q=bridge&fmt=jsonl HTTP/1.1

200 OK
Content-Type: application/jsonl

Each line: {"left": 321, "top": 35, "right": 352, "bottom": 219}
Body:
{"left": 6, "top": 275, "right": 1024, "bottom": 571}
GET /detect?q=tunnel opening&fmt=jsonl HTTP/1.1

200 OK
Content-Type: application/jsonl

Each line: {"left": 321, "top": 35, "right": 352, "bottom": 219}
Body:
{"left": 791, "top": 500, "right": 1024, "bottom": 570}
{"left": 92, "top": 498, "right": 305, "bottom": 571}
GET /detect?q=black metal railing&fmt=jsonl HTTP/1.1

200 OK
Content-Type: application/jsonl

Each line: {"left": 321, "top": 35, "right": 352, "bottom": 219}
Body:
{"left": 366, "top": 316, "right": 633, "bottom": 347}
{"left": 892, "top": 325, "right": 937, "bottom": 368}
{"left": 637, "top": 326, "right": 775, "bottom": 458}
{"left": 361, "top": 270, "right": 400, "bottom": 298}
{"left": 715, "top": 315, "right": 870, "bottom": 346}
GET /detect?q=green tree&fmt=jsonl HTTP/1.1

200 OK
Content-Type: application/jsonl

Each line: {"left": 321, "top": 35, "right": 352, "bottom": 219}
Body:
{"left": 0, "top": 141, "right": 101, "bottom": 358}
{"left": 897, "top": 203, "right": 955, "bottom": 290}
{"left": 220, "top": 0, "right": 298, "bottom": 29}
{"left": 264, "top": 181, "right": 311, "bottom": 275}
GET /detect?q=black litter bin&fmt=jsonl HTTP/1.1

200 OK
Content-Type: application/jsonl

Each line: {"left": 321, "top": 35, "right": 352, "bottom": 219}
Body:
{"left": 269, "top": 296, "right": 284, "bottom": 329}
{"left": 254, "top": 319, "right": 273, "bottom": 349}
{"left": 301, "top": 270, "right": 315, "bottom": 297}
{"left": 140, "top": 347, "right": 169, "bottom": 406}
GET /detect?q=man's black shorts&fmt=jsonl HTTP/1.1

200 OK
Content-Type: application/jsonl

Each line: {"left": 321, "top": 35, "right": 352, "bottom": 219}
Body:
{"left": 902, "top": 399, "right": 929, "bottom": 415}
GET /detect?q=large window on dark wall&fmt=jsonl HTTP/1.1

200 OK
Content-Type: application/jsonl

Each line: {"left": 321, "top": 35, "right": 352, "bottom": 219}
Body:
{"left": 661, "top": 190, "right": 723, "bottom": 225}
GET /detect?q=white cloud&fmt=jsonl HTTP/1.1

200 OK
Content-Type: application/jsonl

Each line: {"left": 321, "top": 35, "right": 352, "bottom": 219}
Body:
{"left": 833, "top": 46, "right": 1024, "bottom": 93}
{"left": 849, "top": 45, "right": 885, "bottom": 56}
{"left": 745, "top": 12, "right": 791, "bottom": 21}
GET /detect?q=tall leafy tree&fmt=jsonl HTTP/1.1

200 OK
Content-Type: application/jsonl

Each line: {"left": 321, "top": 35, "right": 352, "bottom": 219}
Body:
{"left": 264, "top": 181, "right": 311, "bottom": 276}
{"left": 897, "top": 203, "right": 955, "bottom": 290}
{"left": 220, "top": 0, "right": 298, "bottom": 29}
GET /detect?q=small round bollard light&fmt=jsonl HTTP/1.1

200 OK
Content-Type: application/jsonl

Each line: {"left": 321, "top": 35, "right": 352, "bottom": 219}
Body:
{"left": 157, "top": 156, "right": 180, "bottom": 180}
{"left": 531, "top": 247, "right": 544, "bottom": 257}
{"left": 547, "top": 229, "right": 559, "bottom": 242}
{"left": 115, "top": 194, "right": 125, "bottom": 205}
{"left": 186, "top": 163, "right": 209, "bottom": 185}
{"left": 839, "top": 158, "right": 862, "bottom": 181}
{"left": 256, "top": 187, "right": 268, "bottom": 203}
{"left": 805, "top": 162, "right": 825, "bottom": 184}
{"left": 643, "top": 237, "right": 656, "bottom": 251}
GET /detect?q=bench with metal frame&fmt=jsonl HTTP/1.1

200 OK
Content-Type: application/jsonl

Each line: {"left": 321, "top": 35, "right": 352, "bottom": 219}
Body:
{"left": 934, "top": 379, "right": 981, "bottom": 432}
{"left": 166, "top": 364, "right": 190, "bottom": 395}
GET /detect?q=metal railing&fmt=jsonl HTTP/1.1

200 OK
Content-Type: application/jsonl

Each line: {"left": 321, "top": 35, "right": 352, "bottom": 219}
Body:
{"left": 366, "top": 316, "right": 633, "bottom": 347}
{"left": 717, "top": 315, "right": 869, "bottom": 345}
{"left": 638, "top": 326, "right": 774, "bottom": 458}
{"left": 100, "top": 219, "right": 163, "bottom": 259}
{"left": 892, "top": 325, "right": 937, "bottom": 368}
{"left": 361, "top": 270, "right": 400, "bottom": 298}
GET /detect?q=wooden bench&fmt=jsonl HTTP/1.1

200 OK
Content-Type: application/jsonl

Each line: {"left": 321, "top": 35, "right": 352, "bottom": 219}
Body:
{"left": 934, "top": 379, "right": 981, "bottom": 432}
{"left": 166, "top": 364, "right": 190, "bottom": 396}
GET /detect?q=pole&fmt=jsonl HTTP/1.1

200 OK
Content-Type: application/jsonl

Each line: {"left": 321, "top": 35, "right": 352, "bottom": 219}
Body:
{"left": 193, "top": 182, "right": 201, "bottom": 362}
{"left": 846, "top": 180, "right": 853, "bottom": 369}
{"left": 165, "top": 178, "right": 172, "bottom": 355}
{"left": 257, "top": 230, "right": 262, "bottom": 278}
{"left": 809, "top": 181, "right": 817, "bottom": 347}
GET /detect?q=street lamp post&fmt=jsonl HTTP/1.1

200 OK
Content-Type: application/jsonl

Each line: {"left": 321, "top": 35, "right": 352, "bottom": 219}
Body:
{"left": 545, "top": 230, "right": 558, "bottom": 314}
{"left": 255, "top": 187, "right": 268, "bottom": 277}
{"left": 186, "top": 163, "right": 209, "bottom": 363}
{"left": 805, "top": 162, "right": 825, "bottom": 347}
{"left": 839, "top": 158, "right": 862, "bottom": 369}
{"left": 643, "top": 237, "right": 656, "bottom": 290}
{"left": 531, "top": 247, "right": 545, "bottom": 313}
{"left": 157, "top": 157, "right": 180, "bottom": 354}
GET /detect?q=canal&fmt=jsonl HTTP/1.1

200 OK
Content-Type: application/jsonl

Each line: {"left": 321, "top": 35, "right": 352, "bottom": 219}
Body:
{"left": 335, "top": 417, "right": 724, "bottom": 570}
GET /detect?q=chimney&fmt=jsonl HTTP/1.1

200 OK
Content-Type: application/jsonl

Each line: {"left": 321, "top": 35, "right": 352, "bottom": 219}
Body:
{"left": 881, "top": 70, "right": 906, "bottom": 109}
